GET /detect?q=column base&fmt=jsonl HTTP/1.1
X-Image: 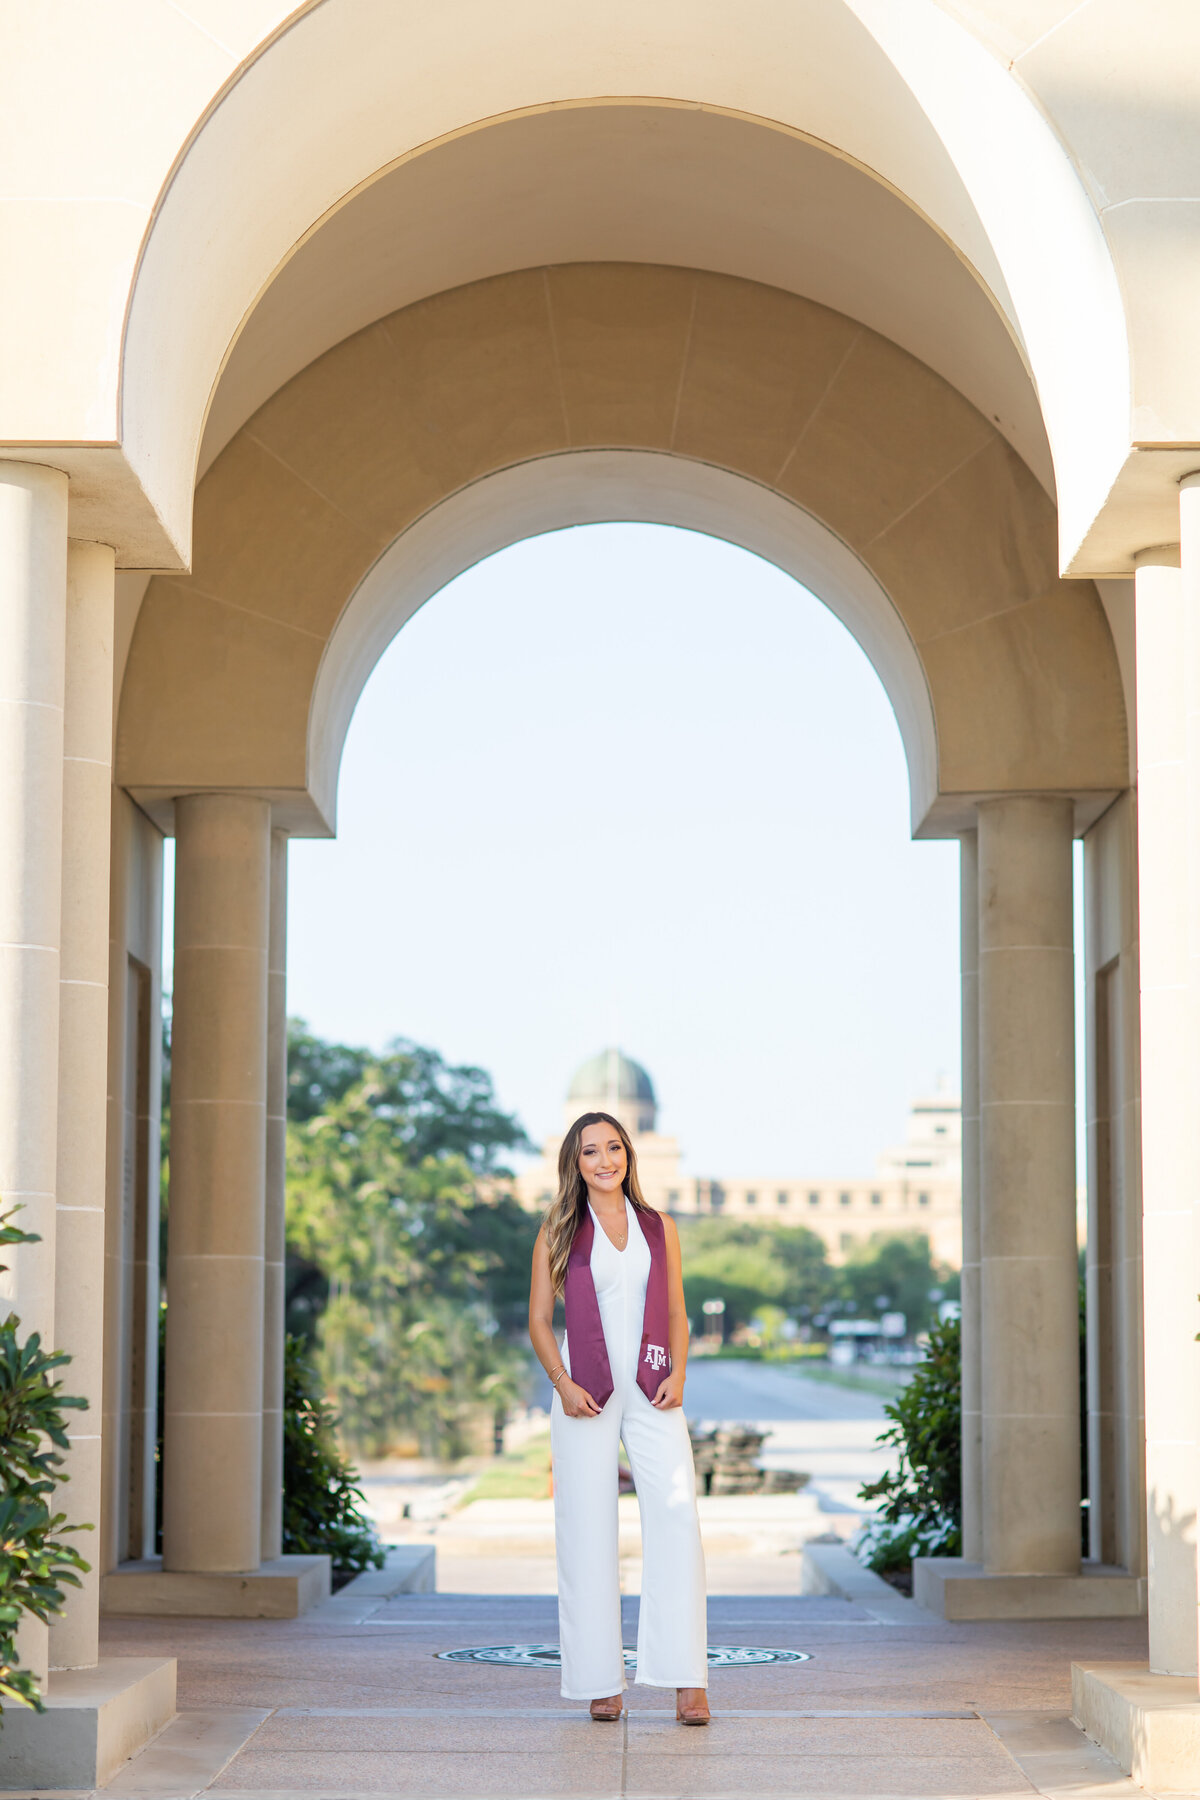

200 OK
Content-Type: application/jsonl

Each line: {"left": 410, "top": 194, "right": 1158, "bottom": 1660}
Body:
{"left": 0, "top": 1657, "right": 175, "bottom": 1791}
{"left": 1073, "top": 1661, "right": 1200, "bottom": 1792}
{"left": 100, "top": 1553, "right": 331, "bottom": 1618}
{"left": 913, "top": 1556, "right": 1146, "bottom": 1620}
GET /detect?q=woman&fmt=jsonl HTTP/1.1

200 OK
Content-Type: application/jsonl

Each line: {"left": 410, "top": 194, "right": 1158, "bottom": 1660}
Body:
{"left": 529, "top": 1110, "right": 710, "bottom": 1724}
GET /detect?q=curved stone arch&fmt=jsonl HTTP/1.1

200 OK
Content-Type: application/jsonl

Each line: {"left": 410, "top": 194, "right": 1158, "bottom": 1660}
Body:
{"left": 110, "top": 0, "right": 1126, "bottom": 566}
{"left": 307, "top": 452, "right": 939, "bottom": 834}
{"left": 115, "top": 264, "right": 1128, "bottom": 835}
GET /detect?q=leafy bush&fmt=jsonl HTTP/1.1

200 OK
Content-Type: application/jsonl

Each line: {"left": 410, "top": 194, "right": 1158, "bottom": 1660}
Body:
{"left": 0, "top": 1210, "right": 90, "bottom": 1714}
{"left": 858, "top": 1313, "right": 961, "bottom": 1566}
{"left": 281, "top": 1335, "right": 384, "bottom": 1576}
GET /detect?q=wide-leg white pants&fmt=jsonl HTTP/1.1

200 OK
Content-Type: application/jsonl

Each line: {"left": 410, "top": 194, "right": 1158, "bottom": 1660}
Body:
{"left": 551, "top": 1379, "right": 708, "bottom": 1700}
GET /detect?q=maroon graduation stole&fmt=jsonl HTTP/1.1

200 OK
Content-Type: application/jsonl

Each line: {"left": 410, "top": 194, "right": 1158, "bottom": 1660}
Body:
{"left": 563, "top": 1202, "right": 671, "bottom": 1408}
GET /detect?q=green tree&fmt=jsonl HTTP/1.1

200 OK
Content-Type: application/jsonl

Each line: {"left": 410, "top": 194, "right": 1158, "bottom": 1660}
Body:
{"left": 678, "top": 1220, "right": 831, "bottom": 1329}
{"left": 837, "top": 1231, "right": 953, "bottom": 1336}
{"left": 284, "top": 1025, "right": 535, "bottom": 1457}
{"left": 286, "top": 1022, "right": 528, "bottom": 1165}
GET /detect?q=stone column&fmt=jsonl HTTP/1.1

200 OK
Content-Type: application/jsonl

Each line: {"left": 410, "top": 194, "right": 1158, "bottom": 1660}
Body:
{"left": 1135, "top": 541, "right": 1200, "bottom": 1674}
{"left": 959, "top": 829, "right": 983, "bottom": 1563}
{"left": 1082, "top": 793, "right": 1145, "bottom": 1579}
{"left": 978, "top": 794, "right": 1080, "bottom": 1576}
{"left": 0, "top": 465, "right": 68, "bottom": 1687}
{"left": 261, "top": 829, "right": 288, "bottom": 1563}
{"left": 48, "top": 542, "right": 115, "bottom": 1670}
{"left": 164, "top": 793, "right": 270, "bottom": 1573}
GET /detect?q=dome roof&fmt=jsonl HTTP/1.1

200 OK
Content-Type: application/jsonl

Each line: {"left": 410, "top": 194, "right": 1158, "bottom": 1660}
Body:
{"left": 568, "top": 1049, "right": 655, "bottom": 1106}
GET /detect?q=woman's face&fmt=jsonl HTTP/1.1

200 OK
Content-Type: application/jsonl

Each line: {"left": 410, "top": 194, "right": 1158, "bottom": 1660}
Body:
{"left": 577, "top": 1121, "right": 627, "bottom": 1199}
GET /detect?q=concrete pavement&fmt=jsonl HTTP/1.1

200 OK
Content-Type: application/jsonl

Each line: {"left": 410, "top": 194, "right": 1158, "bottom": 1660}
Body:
{"left": 84, "top": 1578, "right": 1162, "bottom": 1798}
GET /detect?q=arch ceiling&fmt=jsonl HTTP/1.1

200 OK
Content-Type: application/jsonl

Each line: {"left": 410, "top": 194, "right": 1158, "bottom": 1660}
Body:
{"left": 197, "top": 103, "right": 1052, "bottom": 498}
{"left": 116, "top": 265, "right": 1127, "bottom": 838}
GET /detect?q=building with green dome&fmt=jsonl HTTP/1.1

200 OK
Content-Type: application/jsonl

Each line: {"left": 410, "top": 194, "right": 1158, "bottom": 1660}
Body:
{"left": 566, "top": 1049, "right": 658, "bottom": 1135}
{"left": 515, "top": 1050, "right": 962, "bottom": 1268}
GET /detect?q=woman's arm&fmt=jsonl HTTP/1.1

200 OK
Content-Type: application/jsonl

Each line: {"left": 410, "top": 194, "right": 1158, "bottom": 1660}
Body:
{"left": 651, "top": 1213, "right": 689, "bottom": 1409}
{"left": 528, "top": 1225, "right": 601, "bottom": 1418}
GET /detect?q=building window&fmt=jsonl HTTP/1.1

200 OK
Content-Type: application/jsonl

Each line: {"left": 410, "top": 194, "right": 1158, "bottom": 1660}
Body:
{"left": 808, "top": 1191, "right": 820, "bottom": 1206}
{"left": 667, "top": 1189, "right": 680, "bottom": 1210}
{"left": 710, "top": 1192, "right": 725, "bottom": 1210}
{"left": 870, "top": 1191, "right": 882, "bottom": 1207}
{"left": 839, "top": 1191, "right": 851, "bottom": 1207}
{"left": 745, "top": 1190, "right": 757, "bottom": 1207}
{"left": 840, "top": 1232, "right": 853, "bottom": 1252}
{"left": 918, "top": 1192, "right": 930, "bottom": 1207}
{"left": 777, "top": 1190, "right": 788, "bottom": 1206}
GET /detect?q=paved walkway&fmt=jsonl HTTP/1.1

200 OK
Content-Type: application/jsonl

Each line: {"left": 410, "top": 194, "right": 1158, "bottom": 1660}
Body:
{"left": 86, "top": 1583, "right": 1166, "bottom": 1800}
{"left": 71, "top": 1371, "right": 1170, "bottom": 1800}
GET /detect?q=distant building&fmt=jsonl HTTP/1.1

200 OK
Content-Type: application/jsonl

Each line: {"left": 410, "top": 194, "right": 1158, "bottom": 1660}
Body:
{"left": 514, "top": 1050, "right": 962, "bottom": 1267}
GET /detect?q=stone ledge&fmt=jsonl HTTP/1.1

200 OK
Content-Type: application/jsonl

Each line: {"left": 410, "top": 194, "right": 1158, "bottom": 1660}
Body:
{"left": 100, "top": 1553, "right": 331, "bottom": 1619}
{"left": 310, "top": 1545, "right": 436, "bottom": 1621}
{"left": 0, "top": 1656, "right": 175, "bottom": 1791}
{"left": 800, "top": 1541, "right": 929, "bottom": 1625}
{"left": 346, "top": 1544, "right": 436, "bottom": 1596}
{"left": 914, "top": 1556, "right": 1146, "bottom": 1621}
{"left": 1073, "top": 1660, "right": 1200, "bottom": 1793}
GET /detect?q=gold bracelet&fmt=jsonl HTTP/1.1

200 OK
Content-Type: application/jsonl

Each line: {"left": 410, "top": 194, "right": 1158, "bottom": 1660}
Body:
{"left": 550, "top": 1367, "right": 568, "bottom": 1387}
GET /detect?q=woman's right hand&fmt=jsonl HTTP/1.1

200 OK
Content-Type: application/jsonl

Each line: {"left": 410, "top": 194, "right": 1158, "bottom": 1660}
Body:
{"left": 558, "top": 1376, "right": 601, "bottom": 1418}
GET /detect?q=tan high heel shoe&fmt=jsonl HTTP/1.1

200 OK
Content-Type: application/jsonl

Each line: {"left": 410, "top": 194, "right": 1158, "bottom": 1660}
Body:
{"left": 676, "top": 1687, "right": 710, "bottom": 1725}
{"left": 590, "top": 1694, "right": 623, "bottom": 1721}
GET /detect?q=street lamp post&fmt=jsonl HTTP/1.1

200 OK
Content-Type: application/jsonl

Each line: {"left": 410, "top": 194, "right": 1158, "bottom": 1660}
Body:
{"left": 701, "top": 1297, "right": 726, "bottom": 1347}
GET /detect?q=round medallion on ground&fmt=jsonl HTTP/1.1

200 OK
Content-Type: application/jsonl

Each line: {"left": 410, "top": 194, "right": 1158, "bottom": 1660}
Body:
{"left": 435, "top": 1644, "right": 810, "bottom": 1667}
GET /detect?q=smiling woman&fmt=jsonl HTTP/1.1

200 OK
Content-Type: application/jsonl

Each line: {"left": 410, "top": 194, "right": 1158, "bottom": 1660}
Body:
{"left": 529, "top": 1110, "right": 709, "bottom": 1723}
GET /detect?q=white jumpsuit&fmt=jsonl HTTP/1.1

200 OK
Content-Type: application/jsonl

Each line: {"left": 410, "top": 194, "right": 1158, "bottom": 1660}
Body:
{"left": 551, "top": 1199, "right": 708, "bottom": 1700}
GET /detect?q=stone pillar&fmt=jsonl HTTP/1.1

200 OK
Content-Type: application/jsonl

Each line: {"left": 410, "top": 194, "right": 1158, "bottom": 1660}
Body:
{"left": 102, "top": 796, "right": 165, "bottom": 1576}
{"left": 1082, "top": 792, "right": 1145, "bottom": 1580}
{"left": 978, "top": 794, "right": 1080, "bottom": 1576}
{"left": 0, "top": 465, "right": 68, "bottom": 1687}
{"left": 48, "top": 542, "right": 115, "bottom": 1670}
{"left": 959, "top": 830, "right": 983, "bottom": 1564}
{"left": 261, "top": 829, "right": 288, "bottom": 1562}
{"left": 1135, "top": 541, "right": 1200, "bottom": 1674}
{"left": 164, "top": 793, "right": 270, "bottom": 1573}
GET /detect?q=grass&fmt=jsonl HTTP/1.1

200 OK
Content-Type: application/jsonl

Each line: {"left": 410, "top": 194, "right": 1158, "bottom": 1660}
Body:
{"left": 461, "top": 1430, "right": 552, "bottom": 1502}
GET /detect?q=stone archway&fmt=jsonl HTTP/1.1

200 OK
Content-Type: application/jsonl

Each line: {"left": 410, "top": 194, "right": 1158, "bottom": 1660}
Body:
{"left": 117, "top": 263, "right": 1126, "bottom": 835}
{"left": 107, "top": 257, "right": 1138, "bottom": 1633}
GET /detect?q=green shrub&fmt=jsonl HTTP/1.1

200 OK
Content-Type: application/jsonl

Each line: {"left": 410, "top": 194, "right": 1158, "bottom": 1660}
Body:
{"left": 857, "top": 1313, "right": 962, "bottom": 1564}
{"left": 0, "top": 1210, "right": 90, "bottom": 1714}
{"left": 281, "top": 1335, "right": 384, "bottom": 1576}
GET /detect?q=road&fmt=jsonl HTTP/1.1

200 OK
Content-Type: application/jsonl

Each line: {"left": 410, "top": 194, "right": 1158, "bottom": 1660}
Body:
{"left": 682, "top": 1358, "right": 891, "bottom": 1423}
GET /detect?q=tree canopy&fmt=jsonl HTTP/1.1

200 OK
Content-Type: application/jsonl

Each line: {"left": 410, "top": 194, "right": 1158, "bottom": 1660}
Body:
{"left": 677, "top": 1216, "right": 956, "bottom": 1338}
{"left": 679, "top": 1219, "right": 832, "bottom": 1327}
{"left": 284, "top": 1022, "right": 537, "bottom": 1456}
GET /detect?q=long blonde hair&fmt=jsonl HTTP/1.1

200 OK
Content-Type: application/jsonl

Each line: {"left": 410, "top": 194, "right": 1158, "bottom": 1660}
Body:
{"left": 544, "top": 1111, "right": 652, "bottom": 1295}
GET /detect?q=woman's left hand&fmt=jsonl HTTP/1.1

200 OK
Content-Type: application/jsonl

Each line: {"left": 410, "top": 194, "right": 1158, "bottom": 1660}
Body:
{"left": 651, "top": 1370, "right": 686, "bottom": 1409}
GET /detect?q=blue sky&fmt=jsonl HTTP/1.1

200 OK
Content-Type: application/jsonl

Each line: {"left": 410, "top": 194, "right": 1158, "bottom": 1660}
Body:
{"left": 281, "top": 523, "right": 964, "bottom": 1177}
